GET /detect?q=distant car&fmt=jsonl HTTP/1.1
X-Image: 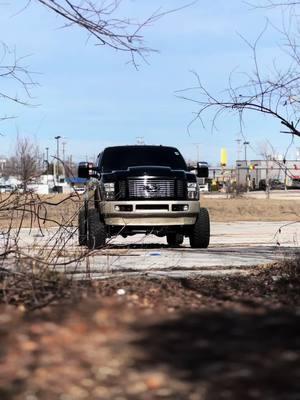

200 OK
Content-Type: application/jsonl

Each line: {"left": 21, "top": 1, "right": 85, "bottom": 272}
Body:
{"left": 288, "top": 178, "right": 300, "bottom": 189}
{"left": 270, "top": 179, "right": 285, "bottom": 190}
{"left": 0, "top": 184, "right": 14, "bottom": 193}
{"left": 74, "top": 187, "right": 86, "bottom": 194}
{"left": 258, "top": 179, "right": 285, "bottom": 190}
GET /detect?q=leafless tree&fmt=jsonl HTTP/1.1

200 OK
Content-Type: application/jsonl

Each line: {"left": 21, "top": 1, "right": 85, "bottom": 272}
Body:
{"left": 178, "top": 3, "right": 300, "bottom": 139}
{"left": 10, "top": 136, "right": 42, "bottom": 191}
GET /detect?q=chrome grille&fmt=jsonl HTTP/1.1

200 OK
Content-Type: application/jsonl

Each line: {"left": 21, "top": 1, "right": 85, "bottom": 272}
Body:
{"left": 128, "top": 178, "right": 175, "bottom": 198}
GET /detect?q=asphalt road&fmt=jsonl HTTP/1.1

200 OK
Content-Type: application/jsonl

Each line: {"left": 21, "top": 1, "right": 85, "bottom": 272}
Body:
{"left": 4, "top": 221, "right": 299, "bottom": 279}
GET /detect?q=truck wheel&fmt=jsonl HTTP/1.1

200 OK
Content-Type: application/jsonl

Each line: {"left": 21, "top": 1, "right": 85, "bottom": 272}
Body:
{"left": 78, "top": 209, "right": 87, "bottom": 246}
{"left": 87, "top": 209, "right": 106, "bottom": 249}
{"left": 167, "top": 233, "right": 184, "bottom": 247}
{"left": 189, "top": 207, "right": 210, "bottom": 248}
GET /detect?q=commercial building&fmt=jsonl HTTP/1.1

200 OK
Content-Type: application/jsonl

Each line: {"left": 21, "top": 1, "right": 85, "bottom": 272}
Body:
{"left": 236, "top": 159, "right": 300, "bottom": 189}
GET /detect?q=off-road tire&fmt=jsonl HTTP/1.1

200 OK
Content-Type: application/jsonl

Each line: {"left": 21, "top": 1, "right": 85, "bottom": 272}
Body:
{"left": 78, "top": 209, "right": 87, "bottom": 246}
{"left": 167, "top": 233, "right": 184, "bottom": 247}
{"left": 189, "top": 207, "right": 210, "bottom": 248}
{"left": 87, "top": 208, "right": 106, "bottom": 249}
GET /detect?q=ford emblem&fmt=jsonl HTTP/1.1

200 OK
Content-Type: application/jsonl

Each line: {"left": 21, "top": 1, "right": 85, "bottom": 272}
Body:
{"left": 143, "top": 184, "right": 159, "bottom": 193}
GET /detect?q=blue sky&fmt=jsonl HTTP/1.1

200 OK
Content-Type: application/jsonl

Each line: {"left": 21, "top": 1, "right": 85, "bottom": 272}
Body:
{"left": 0, "top": 0, "right": 298, "bottom": 165}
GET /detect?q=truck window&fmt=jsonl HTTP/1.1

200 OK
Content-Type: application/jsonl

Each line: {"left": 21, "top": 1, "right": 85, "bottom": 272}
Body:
{"left": 100, "top": 146, "right": 187, "bottom": 172}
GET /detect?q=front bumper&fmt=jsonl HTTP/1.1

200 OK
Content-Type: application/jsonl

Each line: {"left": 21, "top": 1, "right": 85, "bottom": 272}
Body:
{"left": 100, "top": 200, "right": 200, "bottom": 226}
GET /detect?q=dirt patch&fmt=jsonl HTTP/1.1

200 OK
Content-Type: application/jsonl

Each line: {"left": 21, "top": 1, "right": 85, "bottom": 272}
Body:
{"left": 0, "top": 260, "right": 299, "bottom": 399}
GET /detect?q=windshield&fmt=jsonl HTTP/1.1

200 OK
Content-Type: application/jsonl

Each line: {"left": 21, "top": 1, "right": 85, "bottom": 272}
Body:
{"left": 100, "top": 146, "right": 187, "bottom": 172}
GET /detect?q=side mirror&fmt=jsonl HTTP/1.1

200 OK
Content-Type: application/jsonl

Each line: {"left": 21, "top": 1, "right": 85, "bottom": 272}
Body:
{"left": 196, "top": 162, "right": 209, "bottom": 178}
{"left": 78, "top": 162, "right": 97, "bottom": 179}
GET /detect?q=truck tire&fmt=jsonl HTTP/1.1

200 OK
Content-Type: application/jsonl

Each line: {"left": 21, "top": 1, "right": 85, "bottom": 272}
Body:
{"left": 87, "top": 209, "right": 106, "bottom": 249}
{"left": 167, "top": 233, "right": 184, "bottom": 247}
{"left": 78, "top": 209, "right": 87, "bottom": 246}
{"left": 189, "top": 207, "right": 210, "bottom": 248}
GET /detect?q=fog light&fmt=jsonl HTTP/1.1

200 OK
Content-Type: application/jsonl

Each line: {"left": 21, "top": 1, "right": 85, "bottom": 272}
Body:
{"left": 172, "top": 204, "right": 189, "bottom": 212}
{"left": 114, "top": 205, "right": 133, "bottom": 212}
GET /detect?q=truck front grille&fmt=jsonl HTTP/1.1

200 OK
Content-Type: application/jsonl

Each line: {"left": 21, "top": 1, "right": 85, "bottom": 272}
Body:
{"left": 176, "top": 180, "right": 184, "bottom": 198}
{"left": 117, "top": 180, "right": 126, "bottom": 199}
{"left": 128, "top": 178, "right": 175, "bottom": 199}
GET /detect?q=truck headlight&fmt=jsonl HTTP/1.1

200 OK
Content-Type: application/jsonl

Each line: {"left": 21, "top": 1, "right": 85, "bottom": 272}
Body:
{"left": 104, "top": 182, "right": 115, "bottom": 200}
{"left": 187, "top": 182, "right": 199, "bottom": 200}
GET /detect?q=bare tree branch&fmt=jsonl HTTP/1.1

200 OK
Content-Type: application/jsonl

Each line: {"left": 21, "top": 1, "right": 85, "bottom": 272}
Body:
{"left": 32, "top": 0, "right": 192, "bottom": 66}
{"left": 178, "top": 17, "right": 300, "bottom": 138}
{"left": 0, "top": 42, "right": 37, "bottom": 127}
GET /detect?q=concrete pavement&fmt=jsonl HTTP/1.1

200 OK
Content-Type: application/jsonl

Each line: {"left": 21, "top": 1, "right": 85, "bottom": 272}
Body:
{"left": 2, "top": 221, "right": 299, "bottom": 278}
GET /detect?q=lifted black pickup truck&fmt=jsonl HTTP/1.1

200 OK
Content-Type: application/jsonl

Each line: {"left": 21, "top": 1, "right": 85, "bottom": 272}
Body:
{"left": 78, "top": 145, "right": 210, "bottom": 249}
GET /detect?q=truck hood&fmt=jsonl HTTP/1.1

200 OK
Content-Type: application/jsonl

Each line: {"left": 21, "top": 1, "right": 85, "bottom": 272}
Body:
{"left": 102, "top": 166, "right": 195, "bottom": 181}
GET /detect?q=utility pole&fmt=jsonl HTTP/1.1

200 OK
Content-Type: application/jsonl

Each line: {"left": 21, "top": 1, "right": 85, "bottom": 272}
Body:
{"left": 236, "top": 138, "right": 242, "bottom": 161}
{"left": 45, "top": 147, "right": 49, "bottom": 174}
{"left": 45, "top": 147, "right": 49, "bottom": 186}
{"left": 62, "top": 142, "right": 66, "bottom": 163}
{"left": 235, "top": 133, "right": 242, "bottom": 189}
{"left": 243, "top": 141, "right": 250, "bottom": 192}
{"left": 236, "top": 139, "right": 241, "bottom": 188}
{"left": 266, "top": 155, "right": 270, "bottom": 199}
{"left": 69, "top": 154, "right": 73, "bottom": 177}
{"left": 192, "top": 143, "right": 201, "bottom": 163}
{"left": 62, "top": 141, "right": 66, "bottom": 178}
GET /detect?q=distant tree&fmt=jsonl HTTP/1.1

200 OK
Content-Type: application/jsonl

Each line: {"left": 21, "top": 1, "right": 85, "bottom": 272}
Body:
{"left": 10, "top": 136, "right": 42, "bottom": 191}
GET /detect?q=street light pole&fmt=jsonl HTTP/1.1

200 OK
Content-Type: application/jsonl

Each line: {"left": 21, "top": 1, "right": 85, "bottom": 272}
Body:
{"left": 54, "top": 136, "right": 61, "bottom": 182}
{"left": 243, "top": 141, "right": 249, "bottom": 162}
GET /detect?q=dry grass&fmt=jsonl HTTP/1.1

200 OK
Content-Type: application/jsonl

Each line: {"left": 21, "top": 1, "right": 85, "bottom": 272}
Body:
{"left": 201, "top": 198, "right": 300, "bottom": 222}
{"left": 0, "top": 193, "right": 81, "bottom": 229}
{"left": 0, "top": 193, "right": 300, "bottom": 229}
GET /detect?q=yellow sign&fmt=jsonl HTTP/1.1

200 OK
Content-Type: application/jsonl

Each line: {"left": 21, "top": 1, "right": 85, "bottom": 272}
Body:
{"left": 220, "top": 148, "right": 227, "bottom": 167}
